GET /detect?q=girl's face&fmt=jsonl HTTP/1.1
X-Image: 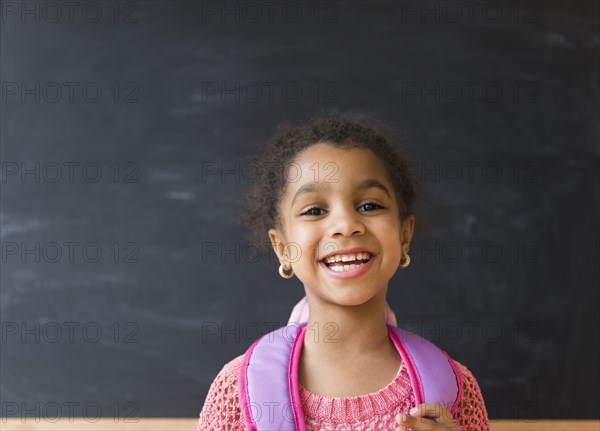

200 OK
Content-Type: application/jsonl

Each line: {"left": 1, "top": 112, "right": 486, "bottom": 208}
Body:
{"left": 269, "top": 142, "right": 415, "bottom": 307}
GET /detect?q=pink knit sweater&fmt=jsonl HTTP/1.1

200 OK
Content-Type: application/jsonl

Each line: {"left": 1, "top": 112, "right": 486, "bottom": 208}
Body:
{"left": 197, "top": 352, "right": 490, "bottom": 431}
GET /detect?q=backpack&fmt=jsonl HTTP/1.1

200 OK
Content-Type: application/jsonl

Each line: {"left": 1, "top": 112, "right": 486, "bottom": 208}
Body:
{"left": 238, "top": 296, "right": 463, "bottom": 431}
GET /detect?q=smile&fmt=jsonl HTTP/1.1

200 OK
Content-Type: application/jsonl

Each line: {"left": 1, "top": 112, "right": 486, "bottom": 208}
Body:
{"left": 319, "top": 254, "right": 377, "bottom": 280}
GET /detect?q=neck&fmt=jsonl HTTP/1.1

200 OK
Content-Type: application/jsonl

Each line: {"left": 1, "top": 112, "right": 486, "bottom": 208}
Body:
{"left": 301, "top": 291, "right": 394, "bottom": 360}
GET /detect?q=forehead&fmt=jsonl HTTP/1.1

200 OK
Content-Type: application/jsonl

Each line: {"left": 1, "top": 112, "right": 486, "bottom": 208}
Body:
{"left": 292, "top": 142, "right": 386, "bottom": 177}
{"left": 285, "top": 143, "right": 392, "bottom": 201}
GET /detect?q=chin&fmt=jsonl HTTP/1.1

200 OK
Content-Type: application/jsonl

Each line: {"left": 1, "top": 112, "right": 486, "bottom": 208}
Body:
{"left": 327, "top": 290, "right": 378, "bottom": 308}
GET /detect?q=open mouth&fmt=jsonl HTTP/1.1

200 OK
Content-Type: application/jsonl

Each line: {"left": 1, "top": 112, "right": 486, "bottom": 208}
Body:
{"left": 321, "top": 253, "right": 373, "bottom": 272}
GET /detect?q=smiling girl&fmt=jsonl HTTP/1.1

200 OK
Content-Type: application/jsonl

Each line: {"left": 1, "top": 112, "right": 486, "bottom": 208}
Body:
{"left": 197, "top": 112, "right": 490, "bottom": 431}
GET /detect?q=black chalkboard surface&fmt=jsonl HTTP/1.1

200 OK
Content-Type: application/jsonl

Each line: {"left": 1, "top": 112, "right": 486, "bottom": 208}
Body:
{"left": 1, "top": 0, "right": 598, "bottom": 420}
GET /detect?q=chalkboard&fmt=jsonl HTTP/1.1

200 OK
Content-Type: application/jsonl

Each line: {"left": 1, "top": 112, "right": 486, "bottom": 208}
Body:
{"left": 1, "top": 0, "right": 598, "bottom": 421}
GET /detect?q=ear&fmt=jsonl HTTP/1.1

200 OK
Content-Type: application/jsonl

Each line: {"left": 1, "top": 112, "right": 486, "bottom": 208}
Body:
{"left": 268, "top": 228, "right": 288, "bottom": 264}
{"left": 400, "top": 214, "right": 416, "bottom": 252}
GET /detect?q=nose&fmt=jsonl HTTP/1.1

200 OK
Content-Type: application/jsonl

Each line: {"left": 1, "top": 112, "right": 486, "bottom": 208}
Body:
{"left": 328, "top": 204, "right": 365, "bottom": 237}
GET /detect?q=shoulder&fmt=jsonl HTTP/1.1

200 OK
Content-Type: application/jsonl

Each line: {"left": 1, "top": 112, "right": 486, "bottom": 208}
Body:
{"left": 448, "top": 358, "right": 491, "bottom": 431}
{"left": 451, "top": 358, "right": 483, "bottom": 396}
{"left": 206, "top": 353, "right": 245, "bottom": 396}
{"left": 197, "top": 354, "right": 245, "bottom": 431}
{"left": 216, "top": 353, "right": 245, "bottom": 386}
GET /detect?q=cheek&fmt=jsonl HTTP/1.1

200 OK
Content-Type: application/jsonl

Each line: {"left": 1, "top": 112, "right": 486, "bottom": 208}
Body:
{"left": 290, "top": 227, "right": 321, "bottom": 261}
{"left": 386, "top": 243, "right": 402, "bottom": 261}
{"left": 384, "top": 239, "right": 403, "bottom": 262}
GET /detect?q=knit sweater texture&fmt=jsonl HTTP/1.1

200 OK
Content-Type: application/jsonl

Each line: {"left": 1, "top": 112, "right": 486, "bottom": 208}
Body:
{"left": 197, "top": 352, "right": 490, "bottom": 431}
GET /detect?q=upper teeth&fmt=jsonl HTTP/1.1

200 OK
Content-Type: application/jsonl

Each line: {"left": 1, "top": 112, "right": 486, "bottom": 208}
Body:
{"left": 324, "top": 252, "right": 371, "bottom": 264}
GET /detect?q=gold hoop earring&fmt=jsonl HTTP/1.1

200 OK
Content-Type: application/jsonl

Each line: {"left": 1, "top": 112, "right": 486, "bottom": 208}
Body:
{"left": 400, "top": 253, "right": 411, "bottom": 269}
{"left": 279, "top": 263, "right": 294, "bottom": 279}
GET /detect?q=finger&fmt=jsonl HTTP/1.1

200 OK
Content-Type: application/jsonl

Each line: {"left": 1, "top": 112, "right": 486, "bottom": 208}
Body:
{"left": 395, "top": 412, "right": 415, "bottom": 431}
{"left": 395, "top": 412, "right": 441, "bottom": 431}
{"left": 396, "top": 413, "right": 437, "bottom": 431}
{"left": 409, "top": 403, "right": 453, "bottom": 421}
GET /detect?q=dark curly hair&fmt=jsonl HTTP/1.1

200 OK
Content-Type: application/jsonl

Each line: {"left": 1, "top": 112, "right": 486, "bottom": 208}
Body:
{"left": 238, "top": 109, "right": 431, "bottom": 262}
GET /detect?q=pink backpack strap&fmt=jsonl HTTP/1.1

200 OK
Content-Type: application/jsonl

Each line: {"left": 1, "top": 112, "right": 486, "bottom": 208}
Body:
{"left": 238, "top": 323, "right": 307, "bottom": 431}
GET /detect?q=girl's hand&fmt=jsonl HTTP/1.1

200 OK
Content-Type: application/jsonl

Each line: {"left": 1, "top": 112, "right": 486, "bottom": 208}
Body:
{"left": 395, "top": 403, "right": 459, "bottom": 431}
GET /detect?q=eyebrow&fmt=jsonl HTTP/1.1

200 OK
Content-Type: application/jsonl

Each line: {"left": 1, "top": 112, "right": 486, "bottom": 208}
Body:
{"left": 290, "top": 178, "right": 392, "bottom": 208}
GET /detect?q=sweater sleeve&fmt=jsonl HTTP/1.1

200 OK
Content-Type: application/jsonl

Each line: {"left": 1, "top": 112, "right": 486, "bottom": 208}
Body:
{"left": 451, "top": 360, "right": 491, "bottom": 431}
{"left": 197, "top": 355, "right": 246, "bottom": 431}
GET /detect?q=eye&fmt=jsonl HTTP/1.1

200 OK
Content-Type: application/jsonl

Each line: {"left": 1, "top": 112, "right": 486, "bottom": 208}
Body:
{"left": 301, "top": 202, "right": 384, "bottom": 217}
{"left": 360, "top": 202, "right": 384, "bottom": 212}
{"left": 301, "top": 206, "right": 325, "bottom": 216}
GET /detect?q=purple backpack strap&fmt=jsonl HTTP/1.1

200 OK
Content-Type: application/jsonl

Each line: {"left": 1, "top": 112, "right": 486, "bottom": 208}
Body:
{"left": 239, "top": 323, "right": 307, "bottom": 431}
{"left": 388, "top": 325, "right": 463, "bottom": 415}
